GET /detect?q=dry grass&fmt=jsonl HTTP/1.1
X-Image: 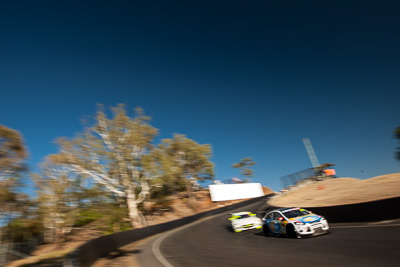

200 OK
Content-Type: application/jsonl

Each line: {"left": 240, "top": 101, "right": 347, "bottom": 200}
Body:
{"left": 269, "top": 173, "right": 400, "bottom": 207}
{"left": 5, "top": 248, "right": 73, "bottom": 267}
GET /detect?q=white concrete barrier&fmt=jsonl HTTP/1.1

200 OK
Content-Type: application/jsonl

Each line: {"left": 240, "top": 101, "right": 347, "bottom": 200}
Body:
{"left": 209, "top": 183, "right": 264, "bottom": 201}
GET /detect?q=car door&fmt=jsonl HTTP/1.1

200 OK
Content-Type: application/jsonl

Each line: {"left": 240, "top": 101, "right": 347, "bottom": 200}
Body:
{"left": 263, "top": 212, "right": 274, "bottom": 232}
{"left": 270, "top": 212, "right": 283, "bottom": 234}
{"left": 264, "top": 212, "right": 281, "bottom": 234}
{"left": 277, "top": 213, "right": 287, "bottom": 234}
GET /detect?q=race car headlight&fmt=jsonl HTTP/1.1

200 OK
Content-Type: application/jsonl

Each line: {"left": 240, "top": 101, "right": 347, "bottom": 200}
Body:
{"left": 294, "top": 221, "right": 304, "bottom": 225}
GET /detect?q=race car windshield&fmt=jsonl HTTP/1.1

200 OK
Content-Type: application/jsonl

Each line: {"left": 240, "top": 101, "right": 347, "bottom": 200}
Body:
{"left": 282, "top": 209, "right": 310, "bottom": 218}
{"left": 237, "top": 214, "right": 250, "bottom": 219}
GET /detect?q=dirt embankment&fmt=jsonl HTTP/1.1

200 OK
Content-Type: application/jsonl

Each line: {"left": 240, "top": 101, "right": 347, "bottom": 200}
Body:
{"left": 268, "top": 173, "right": 400, "bottom": 207}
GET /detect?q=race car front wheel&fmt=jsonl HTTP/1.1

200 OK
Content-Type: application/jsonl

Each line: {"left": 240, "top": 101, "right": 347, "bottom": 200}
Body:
{"left": 286, "top": 224, "right": 301, "bottom": 239}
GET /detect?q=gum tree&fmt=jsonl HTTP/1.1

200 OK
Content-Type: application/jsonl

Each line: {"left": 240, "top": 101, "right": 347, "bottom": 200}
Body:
{"left": 232, "top": 157, "right": 256, "bottom": 182}
{"left": 0, "top": 125, "right": 29, "bottom": 246}
{"left": 49, "top": 105, "right": 157, "bottom": 228}
{"left": 152, "top": 134, "right": 214, "bottom": 203}
{"left": 33, "top": 162, "right": 84, "bottom": 243}
{"left": 0, "top": 125, "right": 27, "bottom": 182}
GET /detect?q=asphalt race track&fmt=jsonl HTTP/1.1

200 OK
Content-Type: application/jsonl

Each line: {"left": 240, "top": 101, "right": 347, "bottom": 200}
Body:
{"left": 136, "top": 199, "right": 400, "bottom": 267}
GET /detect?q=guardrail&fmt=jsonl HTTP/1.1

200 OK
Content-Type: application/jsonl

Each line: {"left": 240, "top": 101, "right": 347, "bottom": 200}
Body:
{"left": 268, "top": 196, "right": 400, "bottom": 223}
{"left": 64, "top": 194, "right": 272, "bottom": 267}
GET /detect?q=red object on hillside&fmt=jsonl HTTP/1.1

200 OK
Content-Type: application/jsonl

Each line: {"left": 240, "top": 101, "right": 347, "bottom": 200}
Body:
{"left": 324, "top": 169, "right": 336, "bottom": 176}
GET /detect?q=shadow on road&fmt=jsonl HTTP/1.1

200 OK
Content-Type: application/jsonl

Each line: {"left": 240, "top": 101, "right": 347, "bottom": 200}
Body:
{"left": 104, "top": 248, "right": 143, "bottom": 260}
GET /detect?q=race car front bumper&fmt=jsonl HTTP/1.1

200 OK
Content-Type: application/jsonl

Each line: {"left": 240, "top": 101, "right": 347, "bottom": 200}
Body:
{"left": 295, "top": 220, "right": 329, "bottom": 236}
{"left": 233, "top": 224, "right": 263, "bottom": 233}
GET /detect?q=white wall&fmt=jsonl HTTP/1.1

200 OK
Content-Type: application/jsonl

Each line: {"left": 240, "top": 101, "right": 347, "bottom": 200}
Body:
{"left": 209, "top": 183, "right": 264, "bottom": 202}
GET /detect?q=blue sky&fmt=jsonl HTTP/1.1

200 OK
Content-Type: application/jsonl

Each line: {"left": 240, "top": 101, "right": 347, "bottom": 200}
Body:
{"left": 1, "top": 0, "right": 399, "bottom": 191}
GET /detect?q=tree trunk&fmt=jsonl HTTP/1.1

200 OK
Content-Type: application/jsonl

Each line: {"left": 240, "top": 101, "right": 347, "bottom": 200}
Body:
{"left": 126, "top": 189, "right": 146, "bottom": 228}
{"left": 184, "top": 178, "right": 196, "bottom": 210}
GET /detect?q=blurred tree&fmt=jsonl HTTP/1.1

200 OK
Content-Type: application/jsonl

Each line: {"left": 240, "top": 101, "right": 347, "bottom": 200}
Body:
{"left": 0, "top": 125, "right": 27, "bottom": 181}
{"left": 150, "top": 134, "right": 214, "bottom": 205}
{"left": 0, "top": 125, "right": 29, "bottom": 243}
{"left": 395, "top": 125, "right": 400, "bottom": 162}
{"left": 232, "top": 157, "right": 256, "bottom": 182}
{"left": 0, "top": 181, "right": 32, "bottom": 243}
{"left": 49, "top": 105, "right": 158, "bottom": 228}
{"left": 5, "top": 215, "right": 43, "bottom": 243}
{"left": 33, "top": 162, "right": 90, "bottom": 243}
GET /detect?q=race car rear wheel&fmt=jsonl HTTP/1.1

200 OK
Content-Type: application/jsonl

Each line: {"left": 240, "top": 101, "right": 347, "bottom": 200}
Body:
{"left": 263, "top": 225, "right": 270, "bottom": 236}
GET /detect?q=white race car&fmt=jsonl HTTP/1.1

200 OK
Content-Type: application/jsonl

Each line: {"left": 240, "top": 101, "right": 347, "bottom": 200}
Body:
{"left": 262, "top": 207, "right": 329, "bottom": 238}
{"left": 229, "top": 211, "right": 263, "bottom": 233}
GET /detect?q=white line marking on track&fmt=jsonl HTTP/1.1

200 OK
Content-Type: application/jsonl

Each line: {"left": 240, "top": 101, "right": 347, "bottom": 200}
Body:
{"left": 331, "top": 223, "right": 400, "bottom": 229}
{"left": 152, "top": 231, "right": 175, "bottom": 267}
{"left": 368, "top": 220, "right": 395, "bottom": 224}
{"left": 152, "top": 215, "right": 220, "bottom": 267}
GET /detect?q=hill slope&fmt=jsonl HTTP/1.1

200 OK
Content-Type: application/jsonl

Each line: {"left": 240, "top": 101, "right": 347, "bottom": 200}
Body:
{"left": 268, "top": 173, "right": 400, "bottom": 207}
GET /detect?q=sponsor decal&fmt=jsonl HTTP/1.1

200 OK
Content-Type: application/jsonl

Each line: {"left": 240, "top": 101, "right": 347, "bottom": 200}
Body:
{"left": 300, "top": 215, "right": 321, "bottom": 223}
{"left": 269, "top": 222, "right": 281, "bottom": 232}
{"left": 269, "top": 222, "right": 275, "bottom": 231}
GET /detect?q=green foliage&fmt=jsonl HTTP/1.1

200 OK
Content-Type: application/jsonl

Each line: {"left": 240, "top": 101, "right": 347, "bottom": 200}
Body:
{"left": 94, "top": 205, "right": 132, "bottom": 235}
{"left": 1, "top": 105, "right": 218, "bottom": 245}
{"left": 0, "top": 125, "right": 28, "bottom": 180}
{"left": 146, "top": 189, "right": 173, "bottom": 213}
{"left": 48, "top": 105, "right": 160, "bottom": 228}
{"left": 37, "top": 104, "right": 215, "bottom": 229}
{"left": 232, "top": 157, "right": 257, "bottom": 182}
{"left": 6, "top": 217, "right": 43, "bottom": 242}
{"left": 150, "top": 134, "right": 214, "bottom": 191}
{"left": 74, "top": 209, "right": 104, "bottom": 227}
{"left": 0, "top": 181, "right": 18, "bottom": 202}
{"left": 0, "top": 125, "right": 30, "bottom": 241}
{"left": 71, "top": 205, "right": 133, "bottom": 234}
